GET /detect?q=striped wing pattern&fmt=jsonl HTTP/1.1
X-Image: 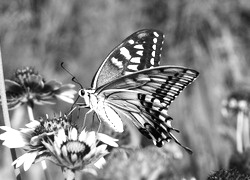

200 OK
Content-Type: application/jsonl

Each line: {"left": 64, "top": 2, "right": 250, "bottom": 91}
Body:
{"left": 97, "top": 66, "right": 199, "bottom": 153}
{"left": 91, "top": 29, "right": 165, "bottom": 89}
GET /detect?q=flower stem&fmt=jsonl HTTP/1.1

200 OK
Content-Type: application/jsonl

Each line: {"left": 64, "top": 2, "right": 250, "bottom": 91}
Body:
{"left": 243, "top": 112, "right": 250, "bottom": 150}
{"left": 26, "top": 103, "right": 52, "bottom": 180}
{"left": 62, "top": 168, "right": 76, "bottom": 180}
{"left": 236, "top": 111, "right": 244, "bottom": 153}
{"left": 0, "top": 47, "right": 22, "bottom": 180}
{"left": 27, "top": 104, "right": 35, "bottom": 120}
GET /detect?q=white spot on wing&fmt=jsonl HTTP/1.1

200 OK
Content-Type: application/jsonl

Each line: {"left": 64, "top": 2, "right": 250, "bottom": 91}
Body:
{"left": 111, "top": 57, "right": 123, "bottom": 69}
{"left": 120, "top": 47, "right": 131, "bottom": 59}
{"left": 137, "top": 74, "right": 151, "bottom": 81}
{"left": 175, "top": 82, "right": 184, "bottom": 87}
{"left": 153, "top": 32, "right": 159, "bottom": 37}
{"left": 130, "top": 57, "right": 141, "bottom": 63}
{"left": 128, "top": 39, "right": 135, "bottom": 44}
{"left": 152, "top": 44, "right": 156, "bottom": 50}
{"left": 171, "top": 86, "right": 179, "bottom": 92}
{"left": 151, "top": 51, "right": 155, "bottom": 57}
{"left": 166, "top": 120, "right": 171, "bottom": 127}
{"left": 167, "top": 92, "right": 175, "bottom": 97}
{"left": 153, "top": 38, "right": 157, "bottom": 43}
{"left": 134, "top": 44, "right": 144, "bottom": 49}
{"left": 150, "top": 58, "right": 155, "bottom": 65}
{"left": 124, "top": 71, "right": 132, "bottom": 75}
{"left": 127, "top": 64, "right": 138, "bottom": 70}
{"left": 153, "top": 98, "right": 161, "bottom": 106}
{"left": 136, "top": 51, "right": 143, "bottom": 56}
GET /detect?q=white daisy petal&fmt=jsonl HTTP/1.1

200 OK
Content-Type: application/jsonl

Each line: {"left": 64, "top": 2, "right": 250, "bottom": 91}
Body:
{"left": 0, "top": 126, "right": 28, "bottom": 148}
{"left": 12, "top": 154, "right": 26, "bottom": 168}
{"left": 94, "top": 157, "right": 106, "bottom": 169}
{"left": 61, "top": 145, "right": 68, "bottom": 158}
{"left": 85, "top": 132, "right": 96, "bottom": 147}
{"left": 12, "top": 152, "right": 37, "bottom": 171}
{"left": 25, "top": 120, "right": 40, "bottom": 128}
{"left": 23, "top": 151, "right": 38, "bottom": 171}
{"left": 78, "top": 129, "right": 87, "bottom": 142}
{"left": 96, "top": 133, "right": 119, "bottom": 147}
{"left": 57, "top": 129, "right": 67, "bottom": 144}
{"left": 69, "top": 128, "right": 78, "bottom": 141}
{"left": 60, "top": 90, "right": 77, "bottom": 97}
{"left": 95, "top": 144, "right": 108, "bottom": 155}
{"left": 83, "top": 146, "right": 97, "bottom": 161}
{"left": 81, "top": 168, "right": 97, "bottom": 176}
{"left": 54, "top": 137, "right": 64, "bottom": 156}
{"left": 56, "top": 94, "right": 74, "bottom": 104}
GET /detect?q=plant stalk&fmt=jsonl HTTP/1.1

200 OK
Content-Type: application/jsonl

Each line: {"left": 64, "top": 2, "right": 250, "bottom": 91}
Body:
{"left": 0, "top": 46, "right": 21, "bottom": 180}
{"left": 236, "top": 111, "right": 244, "bottom": 153}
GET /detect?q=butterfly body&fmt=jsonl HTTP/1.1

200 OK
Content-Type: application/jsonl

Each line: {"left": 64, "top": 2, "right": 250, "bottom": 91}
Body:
{"left": 78, "top": 29, "right": 199, "bottom": 153}
{"left": 82, "top": 89, "right": 124, "bottom": 133}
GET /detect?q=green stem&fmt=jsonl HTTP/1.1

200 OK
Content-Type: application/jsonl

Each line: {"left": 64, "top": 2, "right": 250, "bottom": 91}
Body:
{"left": 26, "top": 103, "right": 52, "bottom": 180}
{"left": 0, "top": 47, "right": 21, "bottom": 180}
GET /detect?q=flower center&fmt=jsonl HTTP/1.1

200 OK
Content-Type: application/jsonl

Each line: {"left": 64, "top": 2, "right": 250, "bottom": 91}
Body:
{"left": 66, "top": 141, "right": 90, "bottom": 155}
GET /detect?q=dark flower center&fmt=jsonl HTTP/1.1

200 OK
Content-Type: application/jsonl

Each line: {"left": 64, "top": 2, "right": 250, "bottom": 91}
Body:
{"left": 66, "top": 141, "right": 91, "bottom": 156}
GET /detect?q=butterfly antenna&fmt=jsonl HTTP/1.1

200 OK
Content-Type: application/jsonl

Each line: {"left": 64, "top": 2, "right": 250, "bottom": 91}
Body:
{"left": 61, "top": 62, "right": 83, "bottom": 89}
{"left": 61, "top": 62, "right": 84, "bottom": 116}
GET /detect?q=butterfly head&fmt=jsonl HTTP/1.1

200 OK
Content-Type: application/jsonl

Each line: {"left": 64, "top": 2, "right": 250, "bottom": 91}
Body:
{"left": 78, "top": 89, "right": 85, "bottom": 97}
{"left": 78, "top": 88, "right": 95, "bottom": 107}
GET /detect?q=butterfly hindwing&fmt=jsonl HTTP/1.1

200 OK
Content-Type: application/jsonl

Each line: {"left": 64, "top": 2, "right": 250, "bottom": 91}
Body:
{"left": 91, "top": 29, "right": 165, "bottom": 89}
{"left": 97, "top": 66, "right": 198, "bottom": 152}
{"left": 105, "top": 95, "right": 192, "bottom": 152}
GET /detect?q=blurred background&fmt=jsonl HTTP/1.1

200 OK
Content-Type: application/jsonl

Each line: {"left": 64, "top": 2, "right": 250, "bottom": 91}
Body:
{"left": 1, "top": 0, "right": 250, "bottom": 179}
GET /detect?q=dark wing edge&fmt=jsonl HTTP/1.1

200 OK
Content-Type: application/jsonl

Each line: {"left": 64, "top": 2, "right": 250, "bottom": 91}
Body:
{"left": 99, "top": 66, "right": 199, "bottom": 153}
{"left": 91, "top": 29, "right": 165, "bottom": 89}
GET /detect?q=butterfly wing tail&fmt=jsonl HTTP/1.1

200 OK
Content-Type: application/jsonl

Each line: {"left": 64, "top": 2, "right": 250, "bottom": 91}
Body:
{"left": 136, "top": 109, "right": 193, "bottom": 154}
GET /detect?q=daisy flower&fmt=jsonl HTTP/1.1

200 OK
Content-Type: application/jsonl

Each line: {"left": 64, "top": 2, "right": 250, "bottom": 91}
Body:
{"left": 42, "top": 127, "right": 118, "bottom": 179}
{"left": 0, "top": 114, "right": 73, "bottom": 171}
{"left": 0, "top": 114, "right": 118, "bottom": 177}
{"left": 221, "top": 89, "right": 250, "bottom": 153}
{"left": 221, "top": 88, "right": 250, "bottom": 117}
{"left": 2, "top": 67, "right": 76, "bottom": 110}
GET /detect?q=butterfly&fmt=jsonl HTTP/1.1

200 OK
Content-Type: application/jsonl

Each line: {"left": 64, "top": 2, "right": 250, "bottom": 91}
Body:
{"left": 78, "top": 29, "right": 199, "bottom": 153}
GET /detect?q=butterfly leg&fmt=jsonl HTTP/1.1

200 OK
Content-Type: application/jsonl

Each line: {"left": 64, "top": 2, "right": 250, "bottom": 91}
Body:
{"left": 66, "top": 106, "right": 77, "bottom": 116}
{"left": 82, "top": 109, "right": 93, "bottom": 129}
{"left": 67, "top": 102, "right": 88, "bottom": 116}
{"left": 96, "top": 117, "right": 102, "bottom": 133}
{"left": 76, "top": 102, "right": 88, "bottom": 109}
{"left": 89, "top": 112, "right": 102, "bottom": 132}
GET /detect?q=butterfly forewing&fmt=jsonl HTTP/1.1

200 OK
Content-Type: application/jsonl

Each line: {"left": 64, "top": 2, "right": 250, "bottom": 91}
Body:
{"left": 91, "top": 29, "right": 165, "bottom": 89}
{"left": 97, "top": 66, "right": 198, "bottom": 152}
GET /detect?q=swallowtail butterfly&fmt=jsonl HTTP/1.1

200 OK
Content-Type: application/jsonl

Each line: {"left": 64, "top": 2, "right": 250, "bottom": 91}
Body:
{"left": 78, "top": 29, "right": 199, "bottom": 153}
